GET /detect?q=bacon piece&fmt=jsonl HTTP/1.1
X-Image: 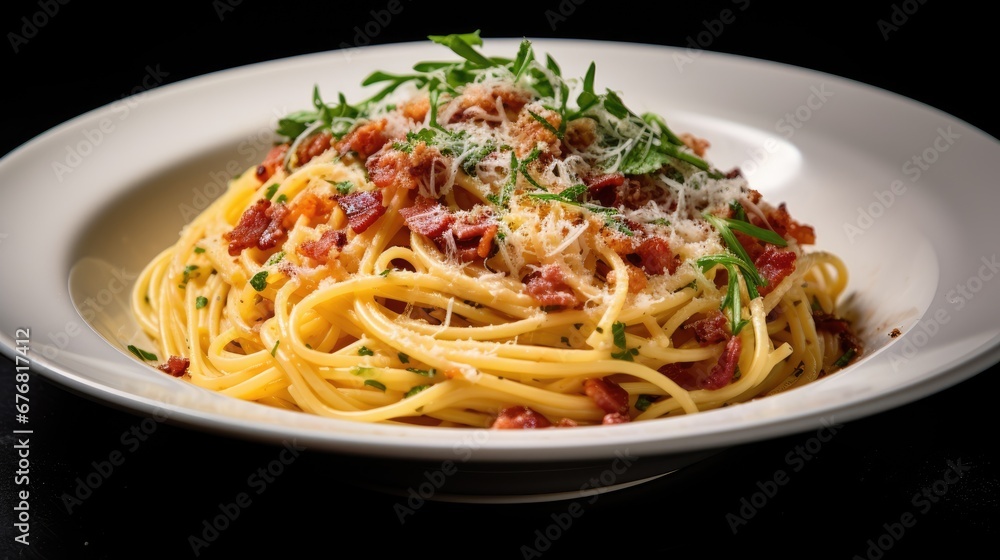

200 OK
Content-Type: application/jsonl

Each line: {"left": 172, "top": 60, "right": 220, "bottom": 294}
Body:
{"left": 754, "top": 245, "right": 797, "bottom": 296}
{"left": 225, "top": 199, "right": 289, "bottom": 256}
{"left": 283, "top": 192, "right": 335, "bottom": 229}
{"left": 451, "top": 217, "right": 498, "bottom": 260}
{"left": 259, "top": 203, "right": 289, "bottom": 251}
{"left": 157, "top": 355, "right": 190, "bottom": 377}
{"left": 524, "top": 265, "right": 578, "bottom": 308}
{"left": 586, "top": 173, "right": 626, "bottom": 191}
{"left": 256, "top": 144, "right": 288, "bottom": 182}
{"left": 767, "top": 202, "right": 816, "bottom": 245}
{"left": 679, "top": 132, "right": 710, "bottom": 157}
{"left": 686, "top": 310, "right": 730, "bottom": 345}
{"left": 334, "top": 119, "right": 388, "bottom": 160}
{"left": 491, "top": 406, "right": 552, "bottom": 429}
{"left": 659, "top": 335, "right": 742, "bottom": 391}
{"left": 633, "top": 236, "right": 676, "bottom": 275}
{"left": 401, "top": 97, "right": 430, "bottom": 122}
{"left": 366, "top": 143, "right": 444, "bottom": 190}
{"left": 297, "top": 230, "right": 347, "bottom": 264}
{"left": 296, "top": 131, "right": 333, "bottom": 165}
{"left": 813, "top": 312, "right": 864, "bottom": 363}
{"left": 447, "top": 83, "right": 530, "bottom": 123}
{"left": 337, "top": 190, "right": 385, "bottom": 234}
{"left": 399, "top": 196, "right": 455, "bottom": 238}
{"left": 583, "top": 378, "right": 629, "bottom": 416}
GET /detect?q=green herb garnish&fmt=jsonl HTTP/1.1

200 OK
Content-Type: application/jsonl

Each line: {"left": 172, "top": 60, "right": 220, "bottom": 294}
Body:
{"left": 250, "top": 271, "right": 268, "bottom": 291}
{"left": 127, "top": 345, "right": 158, "bottom": 361}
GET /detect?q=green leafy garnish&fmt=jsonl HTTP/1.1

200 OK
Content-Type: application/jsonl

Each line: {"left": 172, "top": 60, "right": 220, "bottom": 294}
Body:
{"left": 264, "top": 183, "right": 280, "bottom": 200}
{"left": 250, "top": 271, "right": 268, "bottom": 291}
{"left": 358, "top": 346, "right": 374, "bottom": 356}
{"left": 407, "top": 367, "right": 437, "bottom": 377}
{"left": 195, "top": 296, "right": 208, "bottom": 309}
{"left": 364, "top": 379, "right": 387, "bottom": 392}
{"left": 270, "top": 340, "right": 280, "bottom": 357}
{"left": 610, "top": 321, "right": 639, "bottom": 361}
{"left": 266, "top": 251, "right": 286, "bottom": 266}
{"left": 696, "top": 203, "right": 790, "bottom": 334}
{"left": 405, "top": 385, "right": 430, "bottom": 398}
{"left": 127, "top": 345, "right": 158, "bottom": 361}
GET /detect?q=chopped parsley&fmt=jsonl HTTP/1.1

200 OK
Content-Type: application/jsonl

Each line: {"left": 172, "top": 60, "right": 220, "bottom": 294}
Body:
{"left": 264, "top": 183, "right": 280, "bottom": 200}
{"left": 195, "top": 296, "right": 208, "bottom": 309}
{"left": 358, "top": 346, "right": 374, "bottom": 356}
{"left": 250, "top": 271, "right": 268, "bottom": 291}
{"left": 405, "top": 385, "right": 430, "bottom": 398}
{"left": 364, "top": 379, "right": 387, "bottom": 392}
{"left": 610, "top": 321, "right": 639, "bottom": 361}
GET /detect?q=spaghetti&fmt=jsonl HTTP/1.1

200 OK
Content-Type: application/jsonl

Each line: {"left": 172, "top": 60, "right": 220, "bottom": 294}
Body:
{"left": 131, "top": 32, "right": 862, "bottom": 429}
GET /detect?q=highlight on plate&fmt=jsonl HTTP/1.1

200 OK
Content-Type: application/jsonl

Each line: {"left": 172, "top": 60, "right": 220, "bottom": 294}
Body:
{"left": 130, "top": 31, "right": 862, "bottom": 429}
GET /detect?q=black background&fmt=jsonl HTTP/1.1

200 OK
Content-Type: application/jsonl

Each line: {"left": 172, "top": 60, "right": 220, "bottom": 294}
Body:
{"left": 2, "top": 1, "right": 998, "bottom": 558}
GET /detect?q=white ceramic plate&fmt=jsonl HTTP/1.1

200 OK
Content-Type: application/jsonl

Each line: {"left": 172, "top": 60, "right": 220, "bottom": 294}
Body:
{"left": 2, "top": 38, "right": 999, "bottom": 497}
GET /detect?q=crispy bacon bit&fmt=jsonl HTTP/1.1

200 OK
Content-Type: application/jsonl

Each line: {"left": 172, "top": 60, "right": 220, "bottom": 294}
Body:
{"left": 334, "top": 119, "right": 388, "bottom": 160}
{"left": 510, "top": 105, "right": 562, "bottom": 157}
{"left": 583, "top": 378, "right": 630, "bottom": 416}
{"left": 157, "top": 355, "right": 190, "bottom": 377}
{"left": 296, "top": 131, "right": 333, "bottom": 165}
{"left": 366, "top": 143, "right": 444, "bottom": 190}
{"left": 283, "top": 192, "right": 335, "bottom": 229}
{"left": 225, "top": 199, "right": 289, "bottom": 256}
{"left": 297, "top": 229, "right": 347, "bottom": 264}
{"left": 256, "top": 144, "right": 289, "bottom": 182}
{"left": 585, "top": 173, "right": 626, "bottom": 191}
{"left": 491, "top": 406, "right": 552, "bottom": 429}
{"left": 679, "top": 132, "right": 710, "bottom": 157}
{"left": 399, "top": 196, "right": 455, "bottom": 238}
{"left": 337, "top": 190, "right": 385, "bottom": 234}
{"left": 524, "top": 265, "right": 578, "bottom": 308}
{"left": 754, "top": 245, "right": 797, "bottom": 296}
{"left": 660, "top": 335, "right": 742, "bottom": 391}
{"left": 401, "top": 97, "right": 430, "bottom": 122}
{"left": 446, "top": 83, "right": 530, "bottom": 123}
{"left": 767, "top": 202, "right": 816, "bottom": 245}
{"left": 814, "top": 312, "right": 864, "bottom": 363}
{"left": 633, "top": 236, "right": 676, "bottom": 276}
{"left": 686, "top": 310, "right": 730, "bottom": 345}
{"left": 451, "top": 216, "right": 499, "bottom": 260}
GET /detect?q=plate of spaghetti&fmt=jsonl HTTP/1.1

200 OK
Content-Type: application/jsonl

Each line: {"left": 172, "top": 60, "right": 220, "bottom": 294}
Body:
{"left": 2, "top": 32, "right": 998, "bottom": 499}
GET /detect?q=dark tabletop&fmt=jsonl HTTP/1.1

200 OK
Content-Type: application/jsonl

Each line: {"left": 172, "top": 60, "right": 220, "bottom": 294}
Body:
{"left": 2, "top": 1, "right": 998, "bottom": 558}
